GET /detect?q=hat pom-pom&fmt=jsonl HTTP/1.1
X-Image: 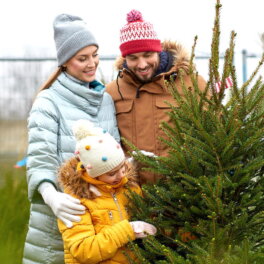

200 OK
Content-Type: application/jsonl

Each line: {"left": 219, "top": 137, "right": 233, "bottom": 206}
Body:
{"left": 72, "top": 119, "right": 97, "bottom": 140}
{"left": 127, "top": 10, "right": 143, "bottom": 22}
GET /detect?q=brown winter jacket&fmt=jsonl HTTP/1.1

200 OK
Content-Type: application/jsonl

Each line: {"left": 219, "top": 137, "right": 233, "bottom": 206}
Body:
{"left": 106, "top": 41, "right": 207, "bottom": 184}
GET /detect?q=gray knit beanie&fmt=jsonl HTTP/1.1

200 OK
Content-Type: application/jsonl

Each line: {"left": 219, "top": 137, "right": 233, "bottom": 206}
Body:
{"left": 53, "top": 14, "right": 98, "bottom": 66}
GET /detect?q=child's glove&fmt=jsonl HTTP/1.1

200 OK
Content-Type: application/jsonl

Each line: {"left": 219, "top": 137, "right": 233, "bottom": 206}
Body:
{"left": 38, "top": 182, "right": 85, "bottom": 228}
{"left": 130, "top": 221, "right": 157, "bottom": 238}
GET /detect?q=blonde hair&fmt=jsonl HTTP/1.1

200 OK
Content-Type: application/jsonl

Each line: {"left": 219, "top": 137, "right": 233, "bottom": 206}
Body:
{"left": 30, "top": 66, "right": 64, "bottom": 103}
{"left": 38, "top": 67, "right": 63, "bottom": 92}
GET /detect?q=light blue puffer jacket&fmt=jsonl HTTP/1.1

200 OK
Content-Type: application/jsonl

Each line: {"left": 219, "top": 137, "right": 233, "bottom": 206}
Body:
{"left": 23, "top": 72, "right": 120, "bottom": 264}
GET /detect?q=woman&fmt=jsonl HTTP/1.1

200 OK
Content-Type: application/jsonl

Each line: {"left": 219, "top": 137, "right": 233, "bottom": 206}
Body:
{"left": 23, "top": 14, "right": 119, "bottom": 264}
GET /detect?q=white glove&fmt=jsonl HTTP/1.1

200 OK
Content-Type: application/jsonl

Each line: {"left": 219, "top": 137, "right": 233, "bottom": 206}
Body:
{"left": 132, "top": 150, "right": 157, "bottom": 158}
{"left": 38, "top": 182, "right": 86, "bottom": 228}
{"left": 127, "top": 150, "right": 157, "bottom": 164}
{"left": 130, "top": 221, "right": 157, "bottom": 238}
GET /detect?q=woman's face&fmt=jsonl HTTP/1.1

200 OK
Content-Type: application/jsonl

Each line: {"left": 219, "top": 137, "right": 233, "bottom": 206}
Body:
{"left": 64, "top": 45, "right": 99, "bottom": 82}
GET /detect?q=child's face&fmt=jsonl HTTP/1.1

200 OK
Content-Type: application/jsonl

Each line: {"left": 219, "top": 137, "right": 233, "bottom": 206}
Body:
{"left": 97, "top": 162, "right": 126, "bottom": 185}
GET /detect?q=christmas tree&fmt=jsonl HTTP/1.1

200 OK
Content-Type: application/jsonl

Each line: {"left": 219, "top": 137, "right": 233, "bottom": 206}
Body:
{"left": 125, "top": 0, "right": 264, "bottom": 263}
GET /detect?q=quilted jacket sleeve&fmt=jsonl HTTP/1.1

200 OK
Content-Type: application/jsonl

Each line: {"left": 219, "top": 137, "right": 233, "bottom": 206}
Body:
{"left": 26, "top": 94, "right": 61, "bottom": 203}
{"left": 102, "top": 92, "right": 120, "bottom": 143}
{"left": 58, "top": 212, "right": 135, "bottom": 264}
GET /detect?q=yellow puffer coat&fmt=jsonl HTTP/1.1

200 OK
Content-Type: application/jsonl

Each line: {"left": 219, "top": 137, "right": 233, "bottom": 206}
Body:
{"left": 57, "top": 158, "right": 142, "bottom": 264}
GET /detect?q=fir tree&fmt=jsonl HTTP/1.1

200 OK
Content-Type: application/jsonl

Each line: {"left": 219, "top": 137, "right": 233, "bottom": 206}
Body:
{"left": 125, "top": 0, "right": 264, "bottom": 263}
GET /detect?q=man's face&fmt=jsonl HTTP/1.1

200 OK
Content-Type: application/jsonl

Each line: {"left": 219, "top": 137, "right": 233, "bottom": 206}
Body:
{"left": 125, "top": 51, "right": 160, "bottom": 82}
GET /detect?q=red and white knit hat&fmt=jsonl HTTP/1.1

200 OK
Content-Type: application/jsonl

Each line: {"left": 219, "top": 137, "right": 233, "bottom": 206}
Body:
{"left": 119, "top": 10, "right": 162, "bottom": 57}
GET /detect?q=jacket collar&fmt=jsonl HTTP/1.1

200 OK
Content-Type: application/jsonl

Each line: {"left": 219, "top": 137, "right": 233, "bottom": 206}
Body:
{"left": 118, "top": 68, "right": 170, "bottom": 95}
{"left": 114, "top": 40, "right": 191, "bottom": 77}
{"left": 52, "top": 72, "right": 105, "bottom": 115}
{"left": 59, "top": 158, "right": 139, "bottom": 199}
{"left": 81, "top": 170, "right": 129, "bottom": 194}
{"left": 114, "top": 41, "right": 190, "bottom": 96}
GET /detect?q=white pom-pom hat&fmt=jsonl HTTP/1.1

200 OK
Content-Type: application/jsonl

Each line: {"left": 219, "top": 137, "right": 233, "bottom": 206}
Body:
{"left": 73, "top": 120, "right": 125, "bottom": 178}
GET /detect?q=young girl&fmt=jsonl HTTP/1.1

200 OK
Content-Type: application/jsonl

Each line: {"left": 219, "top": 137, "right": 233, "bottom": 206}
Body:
{"left": 57, "top": 120, "right": 157, "bottom": 264}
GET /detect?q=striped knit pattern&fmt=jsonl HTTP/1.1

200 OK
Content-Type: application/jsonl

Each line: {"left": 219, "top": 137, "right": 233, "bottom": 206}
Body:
{"left": 120, "top": 22, "right": 159, "bottom": 43}
{"left": 119, "top": 10, "right": 162, "bottom": 57}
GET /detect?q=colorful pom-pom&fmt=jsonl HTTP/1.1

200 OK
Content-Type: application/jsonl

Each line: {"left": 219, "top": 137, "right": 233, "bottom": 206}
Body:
{"left": 99, "top": 139, "right": 103, "bottom": 143}
{"left": 85, "top": 145, "right": 91, "bottom": 150}
{"left": 102, "top": 129, "right": 107, "bottom": 134}
{"left": 102, "top": 156, "right": 108, "bottom": 162}
{"left": 127, "top": 10, "right": 143, "bottom": 23}
{"left": 74, "top": 150, "right": 80, "bottom": 155}
{"left": 86, "top": 164, "right": 93, "bottom": 169}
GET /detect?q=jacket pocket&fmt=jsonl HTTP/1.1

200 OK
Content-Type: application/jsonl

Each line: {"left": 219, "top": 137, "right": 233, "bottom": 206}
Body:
{"left": 91, "top": 210, "right": 113, "bottom": 225}
{"left": 155, "top": 95, "right": 178, "bottom": 109}
{"left": 155, "top": 95, "right": 177, "bottom": 154}
{"left": 115, "top": 100, "right": 134, "bottom": 144}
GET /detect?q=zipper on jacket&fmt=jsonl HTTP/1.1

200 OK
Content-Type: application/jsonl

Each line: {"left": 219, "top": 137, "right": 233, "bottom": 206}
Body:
{"left": 135, "top": 84, "right": 145, "bottom": 98}
{"left": 111, "top": 193, "right": 123, "bottom": 220}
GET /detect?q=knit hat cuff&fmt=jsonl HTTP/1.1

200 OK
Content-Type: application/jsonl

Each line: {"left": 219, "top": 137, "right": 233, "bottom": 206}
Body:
{"left": 120, "top": 39, "right": 162, "bottom": 57}
{"left": 88, "top": 155, "right": 125, "bottom": 177}
{"left": 57, "top": 29, "right": 98, "bottom": 66}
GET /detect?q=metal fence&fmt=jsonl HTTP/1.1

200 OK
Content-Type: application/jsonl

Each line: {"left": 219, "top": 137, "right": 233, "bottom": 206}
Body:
{"left": 0, "top": 56, "right": 118, "bottom": 161}
{"left": 0, "top": 51, "right": 261, "bottom": 160}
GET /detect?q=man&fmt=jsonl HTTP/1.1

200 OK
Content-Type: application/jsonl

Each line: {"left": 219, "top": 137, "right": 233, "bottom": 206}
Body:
{"left": 106, "top": 9, "right": 207, "bottom": 184}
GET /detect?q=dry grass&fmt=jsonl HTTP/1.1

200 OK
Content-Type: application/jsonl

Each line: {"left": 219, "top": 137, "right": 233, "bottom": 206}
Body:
{"left": 0, "top": 120, "right": 27, "bottom": 160}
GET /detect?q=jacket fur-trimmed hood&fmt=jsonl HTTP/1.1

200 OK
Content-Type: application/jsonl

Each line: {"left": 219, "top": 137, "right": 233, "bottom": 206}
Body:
{"left": 58, "top": 157, "right": 139, "bottom": 199}
{"left": 114, "top": 40, "right": 191, "bottom": 74}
